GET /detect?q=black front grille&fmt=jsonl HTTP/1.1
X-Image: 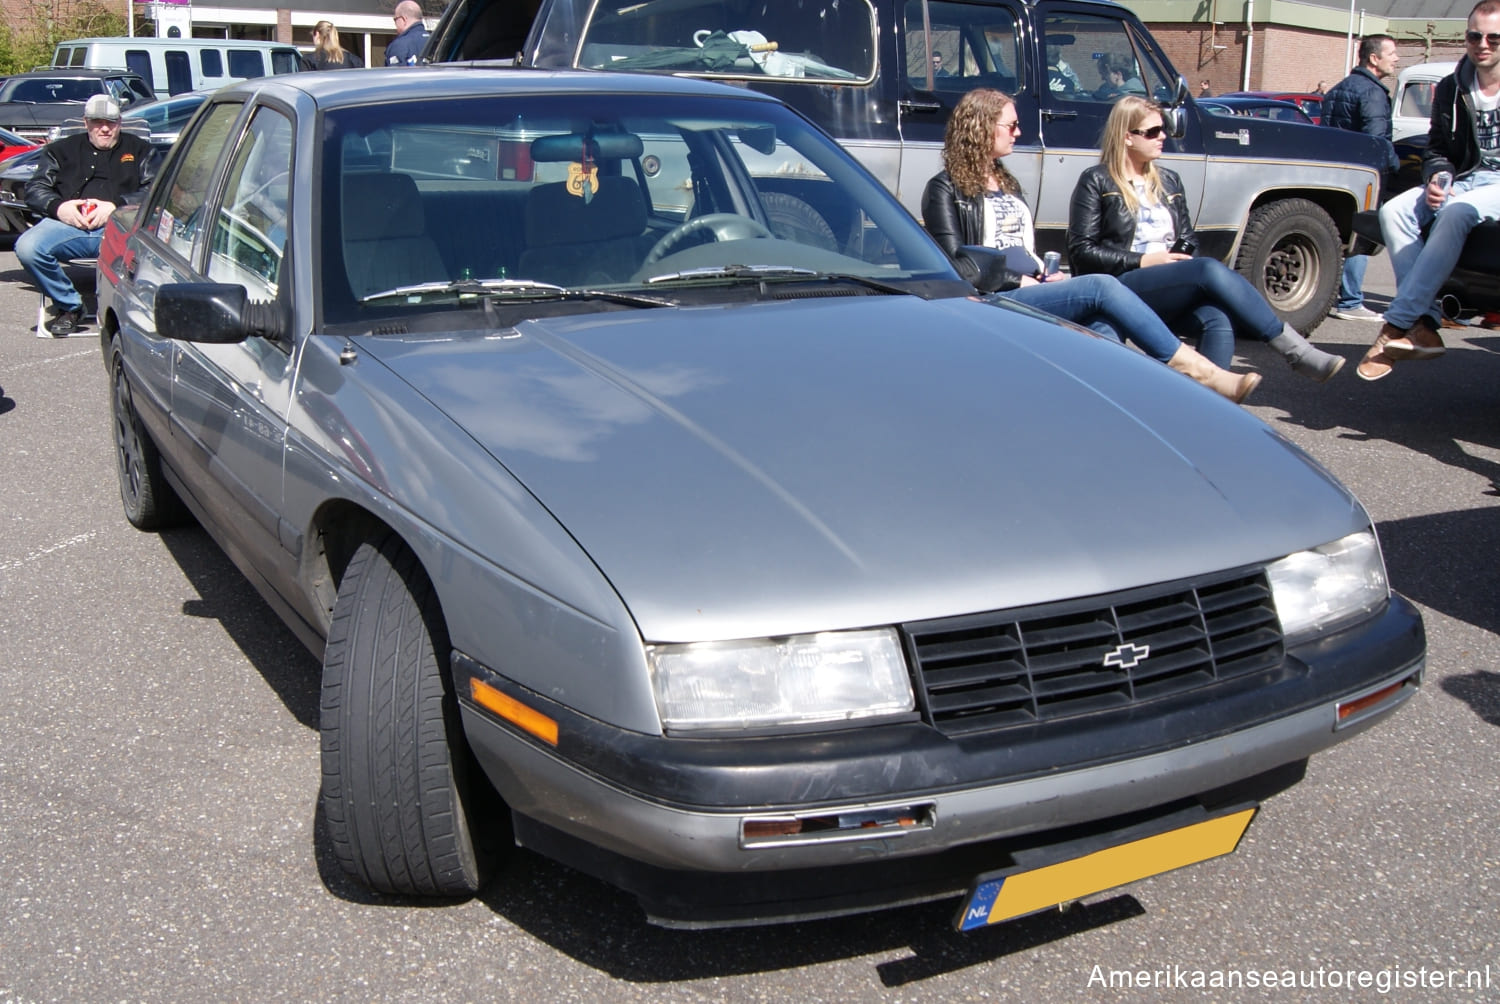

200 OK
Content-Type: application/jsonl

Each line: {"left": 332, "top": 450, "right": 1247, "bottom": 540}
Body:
{"left": 903, "top": 569, "right": 1284, "bottom": 737}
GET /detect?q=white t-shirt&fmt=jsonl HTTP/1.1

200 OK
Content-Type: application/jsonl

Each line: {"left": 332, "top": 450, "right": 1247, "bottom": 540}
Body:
{"left": 1129, "top": 178, "right": 1175, "bottom": 253}
{"left": 982, "top": 190, "right": 1042, "bottom": 272}
{"left": 1471, "top": 82, "right": 1500, "bottom": 172}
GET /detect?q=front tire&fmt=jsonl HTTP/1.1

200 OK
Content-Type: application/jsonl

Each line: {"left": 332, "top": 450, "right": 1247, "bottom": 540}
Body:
{"left": 320, "top": 533, "right": 501, "bottom": 897}
{"left": 1234, "top": 198, "right": 1341, "bottom": 335}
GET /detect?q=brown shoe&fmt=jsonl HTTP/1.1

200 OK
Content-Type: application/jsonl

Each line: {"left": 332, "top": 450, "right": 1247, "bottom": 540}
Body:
{"left": 1357, "top": 323, "right": 1403, "bottom": 381}
{"left": 1383, "top": 315, "right": 1446, "bottom": 360}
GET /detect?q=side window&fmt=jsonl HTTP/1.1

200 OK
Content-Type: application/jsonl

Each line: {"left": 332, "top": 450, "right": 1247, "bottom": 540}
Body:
{"left": 164, "top": 52, "right": 192, "bottom": 96}
{"left": 207, "top": 108, "right": 293, "bottom": 298}
{"left": 271, "top": 51, "right": 302, "bottom": 75}
{"left": 1043, "top": 15, "right": 1169, "bottom": 104}
{"left": 227, "top": 50, "right": 265, "bottom": 79}
{"left": 905, "top": 1, "right": 1021, "bottom": 94}
{"left": 201, "top": 50, "right": 224, "bottom": 78}
{"left": 144, "top": 102, "right": 242, "bottom": 262}
{"left": 1400, "top": 81, "right": 1434, "bottom": 118}
{"left": 126, "top": 50, "right": 152, "bottom": 83}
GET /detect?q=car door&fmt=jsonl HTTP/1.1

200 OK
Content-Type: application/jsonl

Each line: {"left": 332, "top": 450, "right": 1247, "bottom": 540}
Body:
{"left": 896, "top": 0, "right": 1039, "bottom": 221}
{"left": 169, "top": 104, "right": 297, "bottom": 586}
{"left": 115, "top": 100, "right": 245, "bottom": 464}
{"left": 1032, "top": 3, "right": 1205, "bottom": 251}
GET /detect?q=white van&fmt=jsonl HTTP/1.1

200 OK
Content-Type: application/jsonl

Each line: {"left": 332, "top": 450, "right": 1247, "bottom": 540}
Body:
{"left": 51, "top": 38, "right": 304, "bottom": 97}
{"left": 1391, "top": 60, "right": 1456, "bottom": 143}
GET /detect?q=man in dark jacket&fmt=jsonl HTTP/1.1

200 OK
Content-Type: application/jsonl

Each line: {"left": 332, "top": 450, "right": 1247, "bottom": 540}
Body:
{"left": 1323, "top": 34, "right": 1400, "bottom": 322}
{"left": 385, "top": 1, "right": 430, "bottom": 66}
{"left": 1359, "top": 0, "right": 1500, "bottom": 380}
{"left": 18, "top": 95, "right": 155, "bottom": 336}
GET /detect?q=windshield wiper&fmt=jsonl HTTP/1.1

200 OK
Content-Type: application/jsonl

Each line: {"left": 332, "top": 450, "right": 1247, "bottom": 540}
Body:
{"left": 644, "top": 265, "right": 912, "bottom": 296}
{"left": 359, "top": 277, "right": 673, "bottom": 308}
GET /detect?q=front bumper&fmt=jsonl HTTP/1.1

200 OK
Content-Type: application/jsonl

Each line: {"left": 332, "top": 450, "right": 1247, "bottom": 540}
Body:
{"left": 456, "top": 595, "right": 1423, "bottom": 925}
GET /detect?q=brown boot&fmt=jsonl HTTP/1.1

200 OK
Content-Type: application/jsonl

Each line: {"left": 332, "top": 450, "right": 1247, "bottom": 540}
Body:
{"left": 1167, "top": 344, "right": 1261, "bottom": 404}
{"left": 1358, "top": 322, "right": 1406, "bottom": 381}
{"left": 1383, "top": 315, "right": 1446, "bottom": 360}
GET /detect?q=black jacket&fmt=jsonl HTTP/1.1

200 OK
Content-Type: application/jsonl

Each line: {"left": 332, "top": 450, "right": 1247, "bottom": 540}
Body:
{"left": 1066, "top": 163, "right": 1194, "bottom": 276}
{"left": 920, "top": 169, "right": 1030, "bottom": 291}
{"left": 25, "top": 131, "right": 156, "bottom": 222}
{"left": 1425, "top": 57, "right": 1488, "bottom": 182}
{"left": 1321, "top": 67, "right": 1400, "bottom": 177}
{"left": 306, "top": 49, "right": 364, "bottom": 70}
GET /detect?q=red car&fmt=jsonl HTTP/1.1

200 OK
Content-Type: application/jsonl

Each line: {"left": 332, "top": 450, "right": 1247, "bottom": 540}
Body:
{"left": 1219, "top": 91, "right": 1323, "bottom": 125}
{"left": 0, "top": 126, "right": 36, "bottom": 162}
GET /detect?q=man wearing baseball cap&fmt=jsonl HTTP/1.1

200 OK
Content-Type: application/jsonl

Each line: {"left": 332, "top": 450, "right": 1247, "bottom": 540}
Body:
{"left": 18, "top": 94, "right": 155, "bottom": 336}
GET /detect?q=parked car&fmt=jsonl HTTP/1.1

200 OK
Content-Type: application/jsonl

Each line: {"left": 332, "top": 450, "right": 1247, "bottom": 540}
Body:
{"left": 0, "top": 67, "right": 154, "bottom": 144}
{"left": 96, "top": 67, "right": 1422, "bottom": 930}
{"left": 423, "top": 0, "right": 1391, "bottom": 333}
{"left": 0, "top": 126, "right": 34, "bottom": 161}
{"left": 1199, "top": 95, "right": 1314, "bottom": 124}
{"left": 1219, "top": 91, "right": 1323, "bottom": 124}
{"left": 1391, "top": 61, "right": 1456, "bottom": 142}
{"left": 0, "top": 93, "right": 196, "bottom": 233}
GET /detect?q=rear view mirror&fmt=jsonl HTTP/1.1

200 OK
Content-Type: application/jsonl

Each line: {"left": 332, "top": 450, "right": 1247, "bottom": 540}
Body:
{"left": 157, "top": 283, "right": 286, "bottom": 344}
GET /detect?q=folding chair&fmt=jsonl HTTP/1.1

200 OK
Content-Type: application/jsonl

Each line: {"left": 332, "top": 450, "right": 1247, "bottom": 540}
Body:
{"left": 35, "top": 257, "right": 98, "bottom": 339}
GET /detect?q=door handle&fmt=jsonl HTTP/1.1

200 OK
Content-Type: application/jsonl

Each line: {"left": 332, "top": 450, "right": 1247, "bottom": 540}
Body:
{"left": 899, "top": 99, "right": 943, "bottom": 115}
{"left": 1042, "top": 109, "right": 1078, "bottom": 121}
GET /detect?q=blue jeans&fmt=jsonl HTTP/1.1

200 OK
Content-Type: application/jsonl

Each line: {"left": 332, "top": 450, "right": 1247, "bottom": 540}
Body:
{"left": 999, "top": 273, "right": 1181, "bottom": 361}
{"left": 1337, "top": 254, "right": 1369, "bottom": 311}
{"left": 15, "top": 217, "right": 103, "bottom": 313}
{"left": 1379, "top": 170, "right": 1500, "bottom": 329}
{"left": 1173, "top": 304, "right": 1235, "bottom": 369}
{"left": 1116, "top": 258, "right": 1283, "bottom": 353}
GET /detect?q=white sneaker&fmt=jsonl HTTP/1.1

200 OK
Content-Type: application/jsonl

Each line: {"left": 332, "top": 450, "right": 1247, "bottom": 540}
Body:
{"left": 1330, "top": 305, "right": 1383, "bottom": 321}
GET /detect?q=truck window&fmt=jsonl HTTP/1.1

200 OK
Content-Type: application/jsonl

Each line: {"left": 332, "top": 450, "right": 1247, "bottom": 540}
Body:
{"left": 1042, "top": 13, "right": 1169, "bottom": 105}
{"left": 228, "top": 50, "right": 266, "bottom": 79}
{"left": 574, "top": 0, "right": 877, "bottom": 83}
{"left": 165, "top": 51, "right": 192, "bottom": 96}
{"left": 272, "top": 50, "right": 302, "bottom": 75}
{"left": 202, "top": 50, "right": 225, "bottom": 79}
{"left": 1400, "top": 81, "right": 1434, "bottom": 119}
{"left": 125, "top": 50, "right": 152, "bottom": 82}
{"left": 905, "top": 1, "right": 1022, "bottom": 95}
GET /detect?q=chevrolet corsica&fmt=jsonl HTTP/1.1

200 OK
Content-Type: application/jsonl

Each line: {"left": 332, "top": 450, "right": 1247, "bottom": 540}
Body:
{"left": 94, "top": 68, "right": 1423, "bottom": 930}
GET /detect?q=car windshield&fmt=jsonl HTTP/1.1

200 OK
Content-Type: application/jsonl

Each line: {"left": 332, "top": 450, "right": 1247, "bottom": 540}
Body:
{"left": 318, "top": 91, "right": 958, "bottom": 325}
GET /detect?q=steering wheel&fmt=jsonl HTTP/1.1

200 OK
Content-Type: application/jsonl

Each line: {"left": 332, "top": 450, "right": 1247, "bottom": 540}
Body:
{"left": 643, "top": 213, "right": 773, "bottom": 265}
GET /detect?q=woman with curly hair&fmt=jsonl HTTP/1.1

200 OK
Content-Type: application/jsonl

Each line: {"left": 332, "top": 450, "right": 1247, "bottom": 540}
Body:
{"left": 922, "top": 88, "right": 1259, "bottom": 402}
{"left": 1067, "top": 95, "right": 1343, "bottom": 382}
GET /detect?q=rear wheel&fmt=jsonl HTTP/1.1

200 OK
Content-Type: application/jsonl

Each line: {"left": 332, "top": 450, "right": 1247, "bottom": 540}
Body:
{"left": 1234, "top": 198, "right": 1342, "bottom": 334}
{"left": 111, "top": 340, "right": 187, "bottom": 530}
{"left": 320, "top": 533, "right": 503, "bottom": 896}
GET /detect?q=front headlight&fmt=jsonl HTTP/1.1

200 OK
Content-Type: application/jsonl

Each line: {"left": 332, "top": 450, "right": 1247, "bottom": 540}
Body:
{"left": 647, "top": 628, "right": 914, "bottom": 733}
{"left": 1267, "top": 530, "right": 1389, "bottom": 643}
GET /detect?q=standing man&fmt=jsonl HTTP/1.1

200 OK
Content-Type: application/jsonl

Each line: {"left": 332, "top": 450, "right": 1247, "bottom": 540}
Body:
{"left": 1322, "top": 33, "right": 1401, "bottom": 322}
{"left": 386, "top": 1, "right": 430, "bottom": 66}
{"left": 1359, "top": 0, "right": 1500, "bottom": 380}
{"left": 19, "top": 95, "right": 154, "bottom": 337}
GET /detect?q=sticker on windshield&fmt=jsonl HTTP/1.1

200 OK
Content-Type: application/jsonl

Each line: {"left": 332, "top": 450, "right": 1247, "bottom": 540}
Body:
{"left": 157, "top": 208, "right": 175, "bottom": 242}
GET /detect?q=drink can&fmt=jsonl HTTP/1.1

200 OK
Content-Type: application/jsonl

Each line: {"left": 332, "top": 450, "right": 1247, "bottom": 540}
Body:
{"left": 1042, "top": 251, "right": 1061, "bottom": 275}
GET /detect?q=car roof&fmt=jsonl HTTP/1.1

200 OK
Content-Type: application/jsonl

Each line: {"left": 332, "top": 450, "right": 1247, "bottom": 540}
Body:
{"left": 212, "top": 64, "right": 785, "bottom": 109}
{"left": 1398, "top": 60, "right": 1457, "bottom": 81}
{"left": 10, "top": 66, "right": 146, "bottom": 80}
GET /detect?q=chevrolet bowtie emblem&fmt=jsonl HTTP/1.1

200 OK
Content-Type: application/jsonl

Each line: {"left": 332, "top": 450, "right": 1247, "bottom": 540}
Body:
{"left": 1103, "top": 642, "right": 1151, "bottom": 670}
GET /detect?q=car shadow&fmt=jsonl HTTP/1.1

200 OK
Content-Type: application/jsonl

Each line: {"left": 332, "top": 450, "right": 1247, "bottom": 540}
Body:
{"left": 1439, "top": 670, "right": 1500, "bottom": 727}
{"left": 156, "top": 524, "right": 320, "bottom": 729}
{"left": 1375, "top": 507, "right": 1500, "bottom": 637}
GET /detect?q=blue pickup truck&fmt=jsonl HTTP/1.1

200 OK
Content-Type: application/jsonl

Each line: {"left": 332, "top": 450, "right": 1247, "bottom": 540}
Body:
{"left": 424, "top": 0, "right": 1389, "bottom": 333}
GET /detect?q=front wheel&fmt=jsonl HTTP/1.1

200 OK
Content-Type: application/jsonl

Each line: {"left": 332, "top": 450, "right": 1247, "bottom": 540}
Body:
{"left": 1234, "top": 198, "right": 1341, "bottom": 335}
{"left": 320, "top": 533, "right": 503, "bottom": 897}
{"left": 111, "top": 339, "right": 187, "bottom": 531}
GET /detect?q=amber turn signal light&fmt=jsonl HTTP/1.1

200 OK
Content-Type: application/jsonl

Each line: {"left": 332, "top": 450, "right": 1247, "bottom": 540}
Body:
{"left": 469, "top": 677, "right": 559, "bottom": 746}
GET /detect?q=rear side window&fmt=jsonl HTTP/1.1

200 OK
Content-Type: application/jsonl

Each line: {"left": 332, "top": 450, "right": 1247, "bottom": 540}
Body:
{"left": 271, "top": 50, "right": 302, "bottom": 74}
{"left": 126, "top": 50, "right": 152, "bottom": 83}
{"left": 201, "top": 50, "right": 224, "bottom": 78}
{"left": 1400, "top": 80, "right": 1435, "bottom": 118}
{"left": 165, "top": 51, "right": 192, "bottom": 95}
{"left": 228, "top": 50, "right": 265, "bottom": 79}
{"left": 906, "top": 1, "right": 1022, "bottom": 94}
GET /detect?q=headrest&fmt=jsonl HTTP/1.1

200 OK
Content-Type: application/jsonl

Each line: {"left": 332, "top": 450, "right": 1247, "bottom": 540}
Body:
{"left": 343, "top": 173, "right": 425, "bottom": 241}
{"left": 529, "top": 132, "right": 645, "bottom": 163}
{"left": 525, "top": 176, "right": 647, "bottom": 248}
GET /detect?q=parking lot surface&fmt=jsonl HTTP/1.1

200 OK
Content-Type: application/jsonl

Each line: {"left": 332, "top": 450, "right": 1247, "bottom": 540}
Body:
{"left": 2, "top": 242, "right": 1497, "bottom": 1001}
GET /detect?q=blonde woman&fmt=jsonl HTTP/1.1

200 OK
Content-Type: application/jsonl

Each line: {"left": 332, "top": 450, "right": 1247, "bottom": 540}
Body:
{"left": 1068, "top": 96, "right": 1344, "bottom": 382}
{"left": 308, "top": 21, "right": 363, "bottom": 70}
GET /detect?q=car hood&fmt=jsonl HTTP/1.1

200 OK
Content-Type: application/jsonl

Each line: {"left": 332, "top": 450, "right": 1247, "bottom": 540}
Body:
{"left": 363, "top": 295, "right": 1362, "bottom": 642}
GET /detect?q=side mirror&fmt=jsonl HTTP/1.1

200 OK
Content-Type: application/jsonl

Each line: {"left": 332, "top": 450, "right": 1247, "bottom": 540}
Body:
{"left": 156, "top": 283, "right": 285, "bottom": 344}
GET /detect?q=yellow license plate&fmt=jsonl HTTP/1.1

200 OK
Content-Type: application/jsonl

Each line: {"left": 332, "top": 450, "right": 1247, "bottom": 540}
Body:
{"left": 956, "top": 806, "right": 1256, "bottom": 931}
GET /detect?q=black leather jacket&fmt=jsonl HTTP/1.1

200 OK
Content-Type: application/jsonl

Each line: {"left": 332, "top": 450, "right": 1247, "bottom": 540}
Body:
{"left": 1066, "top": 163, "right": 1195, "bottom": 276}
{"left": 921, "top": 169, "right": 1029, "bottom": 291}
{"left": 25, "top": 131, "right": 156, "bottom": 222}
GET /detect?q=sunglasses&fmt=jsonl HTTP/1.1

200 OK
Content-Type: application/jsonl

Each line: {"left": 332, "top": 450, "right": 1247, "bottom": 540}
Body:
{"left": 998, "top": 119, "right": 1022, "bottom": 133}
{"left": 1466, "top": 30, "right": 1500, "bottom": 46}
{"left": 1129, "top": 125, "right": 1166, "bottom": 139}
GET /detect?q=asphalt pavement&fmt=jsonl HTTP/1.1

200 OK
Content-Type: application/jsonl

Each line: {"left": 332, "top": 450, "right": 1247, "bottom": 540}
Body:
{"left": 1, "top": 241, "right": 1497, "bottom": 1002}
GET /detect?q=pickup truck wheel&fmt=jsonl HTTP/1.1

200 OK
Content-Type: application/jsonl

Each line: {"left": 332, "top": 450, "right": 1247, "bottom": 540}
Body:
{"left": 110, "top": 340, "right": 187, "bottom": 531}
{"left": 320, "top": 534, "right": 502, "bottom": 897}
{"left": 1234, "top": 199, "right": 1341, "bottom": 334}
